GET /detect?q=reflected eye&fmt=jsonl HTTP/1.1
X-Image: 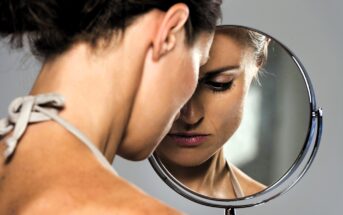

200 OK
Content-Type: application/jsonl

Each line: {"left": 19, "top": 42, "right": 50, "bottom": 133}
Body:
{"left": 199, "top": 73, "right": 235, "bottom": 93}
{"left": 203, "top": 80, "right": 234, "bottom": 92}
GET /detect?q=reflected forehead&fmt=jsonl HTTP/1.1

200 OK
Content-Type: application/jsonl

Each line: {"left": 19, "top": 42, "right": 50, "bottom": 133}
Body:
{"left": 201, "top": 33, "right": 243, "bottom": 73}
{"left": 211, "top": 33, "right": 242, "bottom": 58}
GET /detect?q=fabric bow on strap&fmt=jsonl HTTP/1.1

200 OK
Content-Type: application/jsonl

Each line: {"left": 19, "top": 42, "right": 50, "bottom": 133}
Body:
{"left": 0, "top": 93, "right": 64, "bottom": 158}
{"left": 0, "top": 93, "right": 116, "bottom": 175}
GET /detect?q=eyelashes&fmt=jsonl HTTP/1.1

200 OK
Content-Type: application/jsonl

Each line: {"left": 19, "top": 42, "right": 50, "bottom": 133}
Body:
{"left": 199, "top": 75, "right": 235, "bottom": 93}
{"left": 203, "top": 80, "right": 234, "bottom": 92}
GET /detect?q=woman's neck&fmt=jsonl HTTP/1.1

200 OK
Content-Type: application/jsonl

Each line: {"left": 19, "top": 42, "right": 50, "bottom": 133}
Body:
{"left": 1, "top": 10, "right": 158, "bottom": 171}
{"left": 163, "top": 149, "right": 233, "bottom": 198}
{"left": 25, "top": 35, "right": 148, "bottom": 162}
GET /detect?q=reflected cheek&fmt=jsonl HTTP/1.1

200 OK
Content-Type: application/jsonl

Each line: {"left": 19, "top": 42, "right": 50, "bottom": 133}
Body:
{"left": 221, "top": 108, "right": 243, "bottom": 140}
{"left": 209, "top": 101, "right": 244, "bottom": 146}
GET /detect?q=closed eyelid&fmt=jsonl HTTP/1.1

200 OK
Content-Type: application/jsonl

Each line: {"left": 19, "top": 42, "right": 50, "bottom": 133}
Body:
{"left": 203, "top": 67, "right": 239, "bottom": 80}
{"left": 210, "top": 74, "right": 234, "bottom": 82}
{"left": 205, "top": 65, "right": 240, "bottom": 76}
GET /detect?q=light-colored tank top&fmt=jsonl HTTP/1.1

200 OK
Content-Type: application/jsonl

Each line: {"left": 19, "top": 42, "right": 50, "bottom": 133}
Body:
{"left": 227, "top": 161, "right": 244, "bottom": 198}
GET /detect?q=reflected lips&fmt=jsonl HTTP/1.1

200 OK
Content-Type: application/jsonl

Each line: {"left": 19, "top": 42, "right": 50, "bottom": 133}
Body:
{"left": 167, "top": 132, "right": 209, "bottom": 147}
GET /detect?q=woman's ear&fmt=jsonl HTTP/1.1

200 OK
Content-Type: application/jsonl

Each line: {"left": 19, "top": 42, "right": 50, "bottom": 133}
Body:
{"left": 152, "top": 3, "right": 189, "bottom": 61}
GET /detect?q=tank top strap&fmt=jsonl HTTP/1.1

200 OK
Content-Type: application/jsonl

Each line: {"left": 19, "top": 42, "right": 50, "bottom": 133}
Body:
{"left": 0, "top": 93, "right": 116, "bottom": 175}
{"left": 226, "top": 161, "right": 244, "bottom": 198}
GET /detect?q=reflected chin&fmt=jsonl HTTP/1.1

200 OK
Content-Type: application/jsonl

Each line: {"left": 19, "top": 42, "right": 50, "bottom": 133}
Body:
{"left": 157, "top": 149, "right": 210, "bottom": 168}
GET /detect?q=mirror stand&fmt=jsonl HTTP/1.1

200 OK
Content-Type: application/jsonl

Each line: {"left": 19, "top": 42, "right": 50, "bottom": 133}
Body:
{"left": 225, "top": 208, "right": 236, "bottom": 215}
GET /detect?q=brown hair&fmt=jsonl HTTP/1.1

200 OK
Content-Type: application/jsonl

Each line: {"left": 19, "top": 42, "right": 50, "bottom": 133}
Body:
{"left": 0, "top": 0, "right": 222, "bottom": 59}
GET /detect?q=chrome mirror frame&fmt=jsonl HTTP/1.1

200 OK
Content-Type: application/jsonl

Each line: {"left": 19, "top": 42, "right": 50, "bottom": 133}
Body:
{"left": 149, "top": 25, "right": 323, "bottom": 212}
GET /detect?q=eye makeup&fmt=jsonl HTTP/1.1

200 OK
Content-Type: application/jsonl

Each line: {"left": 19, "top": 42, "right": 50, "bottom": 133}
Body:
{"left": 199, "top": 65, "right": 240, "bottom": 93}
{"left": 202, "top": 76, "right": 234, "bottom": 92}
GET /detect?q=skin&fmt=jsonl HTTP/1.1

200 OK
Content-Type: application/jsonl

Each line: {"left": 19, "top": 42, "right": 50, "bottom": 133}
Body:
{"left": 156, "top": 31, "right": 266, "bottom": 199}
{"left": 0, "top": 4, "right": 214, "bottom": 214}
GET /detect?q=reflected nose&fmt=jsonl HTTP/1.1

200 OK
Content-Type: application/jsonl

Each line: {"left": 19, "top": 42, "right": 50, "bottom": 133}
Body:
{"left": 179, "top": 98, "right": 204, "bottom": 128}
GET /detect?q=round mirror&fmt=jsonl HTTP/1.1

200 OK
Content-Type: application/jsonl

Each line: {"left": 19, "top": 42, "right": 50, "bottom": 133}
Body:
{"left": 149, "top": 25, "right": 323, "bottom": 211}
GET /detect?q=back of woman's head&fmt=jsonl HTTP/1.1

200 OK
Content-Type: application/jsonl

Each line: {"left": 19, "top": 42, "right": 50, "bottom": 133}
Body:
{"left": 0, "top": 0, "right": 222, "bottom": 59}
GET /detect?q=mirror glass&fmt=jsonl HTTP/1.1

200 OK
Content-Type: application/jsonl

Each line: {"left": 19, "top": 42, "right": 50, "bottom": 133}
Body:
{"left": 153, "top": 26, "right": 311, "bottom": 200}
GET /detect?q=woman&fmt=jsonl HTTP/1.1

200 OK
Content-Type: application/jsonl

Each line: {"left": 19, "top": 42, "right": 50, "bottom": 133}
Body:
{"left": 156, "top": 26, "right": 269, "bottom": 199}
{"left": 0, "top": 1, "right": 222, "bottom": 214}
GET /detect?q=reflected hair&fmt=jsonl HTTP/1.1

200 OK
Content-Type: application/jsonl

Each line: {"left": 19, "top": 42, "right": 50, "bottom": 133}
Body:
{"left": 0, "top": 0, "right": 222, "bottom": 60}
{"left": 216, "top": 26, "right": 270, "bottom": 68}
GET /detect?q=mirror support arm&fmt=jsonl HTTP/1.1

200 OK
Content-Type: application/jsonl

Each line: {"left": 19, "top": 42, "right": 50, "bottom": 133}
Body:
{"left": 225, "top": 208, "right": 236, "bottom": 215}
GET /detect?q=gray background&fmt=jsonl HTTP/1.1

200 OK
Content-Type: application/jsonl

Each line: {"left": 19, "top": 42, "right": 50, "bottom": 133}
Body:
{"left": 1, "top": 0, "right": 342, "bottom": 214}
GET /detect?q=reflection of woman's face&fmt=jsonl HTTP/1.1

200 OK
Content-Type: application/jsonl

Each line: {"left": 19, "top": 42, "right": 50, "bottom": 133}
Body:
{"left": 156, "top": 33, "right": 258, "bottom": 166}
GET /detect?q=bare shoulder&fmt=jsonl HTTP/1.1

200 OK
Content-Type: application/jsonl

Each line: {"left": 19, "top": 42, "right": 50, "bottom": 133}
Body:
{"left": 19, "top": 173, "right": 182, "bottom": 215}
{"left": 108, "top": 176, "right": 183, "bottom": 215}
{"left": 230, "top": 164, "right": 266, "bottom": 196}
